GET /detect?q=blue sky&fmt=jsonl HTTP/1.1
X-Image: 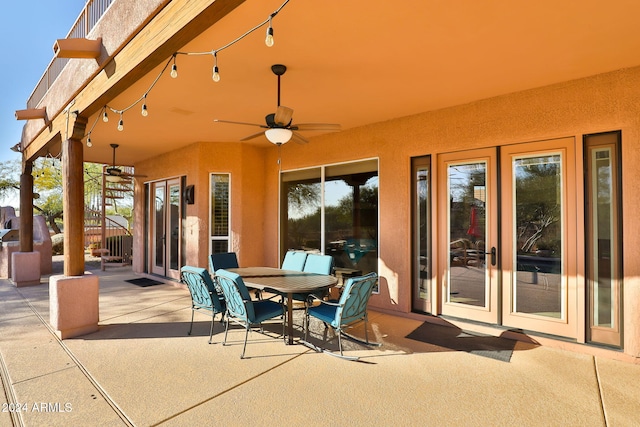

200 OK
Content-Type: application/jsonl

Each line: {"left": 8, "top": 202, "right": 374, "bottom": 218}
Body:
{"left": 0, "top": 1, "right": 87, "bottom": 165}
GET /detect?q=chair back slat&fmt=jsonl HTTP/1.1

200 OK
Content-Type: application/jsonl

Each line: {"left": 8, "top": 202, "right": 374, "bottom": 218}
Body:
{"left": 302, "top": 253, "right": 333, "bottom": 275}
{"left": 337, "top": 272, "right": 378, "bottom": 325}
{"left": 281, "top": 250, "right": 307, "bottom": 271}
{"left": 215, "top": 269, "right": 255, "bottom": 321}
{"left": 180, "top": 266, "right": 224, "bottom": 313}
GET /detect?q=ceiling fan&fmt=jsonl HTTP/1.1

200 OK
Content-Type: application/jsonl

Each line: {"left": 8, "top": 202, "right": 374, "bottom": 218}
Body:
{"left": 214, "top": 64, "right": 341, "bottom": 145}
{"left": 104, "top": 143, "right": 146, "bottom": 182}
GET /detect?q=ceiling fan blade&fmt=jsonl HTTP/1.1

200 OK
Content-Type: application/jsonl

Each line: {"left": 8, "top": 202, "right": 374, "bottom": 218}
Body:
{"left": 214, "top": 119, "right": 267, "bottom": 128}
{"left": 291, "top": 131, "right": 309, "bottom": 144}
{"left": 291, "top": 123, "right": 341, "bottom": 132}
{"left": 240, "top": 131, "right": 267, "bottom": 141}
{"left": 274, "top": 106, "right": 293, "bottom": 126}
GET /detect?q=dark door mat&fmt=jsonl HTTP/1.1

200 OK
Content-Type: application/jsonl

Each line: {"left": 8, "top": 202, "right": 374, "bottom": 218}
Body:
{"left": 406, "top": 322, "right": 515, "bottom": 362}
{"left": 125, "top": 278, "right": 165, "bottom": 287}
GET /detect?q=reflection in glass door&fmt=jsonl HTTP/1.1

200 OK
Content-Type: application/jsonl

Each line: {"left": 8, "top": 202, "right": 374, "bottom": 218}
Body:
{"left": 438, "top": 148, "right": 498, "bottom": 324}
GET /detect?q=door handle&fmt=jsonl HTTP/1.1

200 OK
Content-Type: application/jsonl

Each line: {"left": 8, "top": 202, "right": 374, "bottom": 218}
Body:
{"left": 485, "top": 247, "right": 496, "bottom": 266}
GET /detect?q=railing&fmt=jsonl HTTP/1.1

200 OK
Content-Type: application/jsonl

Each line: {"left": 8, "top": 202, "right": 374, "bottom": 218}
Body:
{"left": 85, "top": 211, "right": 132, "bottom": 266}
{"left": 27, "top": 0, "right": 114, "bottom": 109}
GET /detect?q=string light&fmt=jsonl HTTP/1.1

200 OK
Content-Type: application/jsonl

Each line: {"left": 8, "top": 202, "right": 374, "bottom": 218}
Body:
{"left": 170, "top": 55, "right": 178, "bottom": 78}
{"left": 265, "top": 15, "right": 274, "bottom": 47}
{"left": 212, "top": 52, "right": 220, "bottom": 82}
{"left": 141, "top": 95, "right": 148, "bottom": 116}
{"left": 82, "top": 0, "right": 290, "bottom": 147}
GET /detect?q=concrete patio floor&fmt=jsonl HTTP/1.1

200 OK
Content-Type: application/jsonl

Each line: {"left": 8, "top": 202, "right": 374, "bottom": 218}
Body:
{"left": 1, "top": 262, "right": 640, "bottom": 426}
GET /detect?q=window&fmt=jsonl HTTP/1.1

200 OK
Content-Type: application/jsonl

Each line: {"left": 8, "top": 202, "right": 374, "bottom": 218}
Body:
{"left": 281, "top": 159, "right": 379, "bottom": 277}
{"left": 585, "top": 131, "right": 622, "bottom": 347}
{"left": 412, "top": 156, "right": 431, "bottom": 313}
{"left": 210, "top": 174, "right": 230, "bottom": 255}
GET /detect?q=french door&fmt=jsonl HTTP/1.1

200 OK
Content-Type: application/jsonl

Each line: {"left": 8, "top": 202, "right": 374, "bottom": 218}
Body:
{"left": 437, "top": 138, "right": 578, "bottom": 338}
{"left": 438, "top": 148, "right": 499, "bottom": 324}
{"left": 150, "top": 178, "right": 182, "bottom": 279}
{"left": 500, "top": 138, "right": 577, "bottom": 337}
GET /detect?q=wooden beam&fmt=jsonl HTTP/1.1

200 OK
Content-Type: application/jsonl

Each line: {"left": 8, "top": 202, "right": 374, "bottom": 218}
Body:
{"left": 23, "top": 0, "right": 245, "bottom": 162}
{"left": 15, "top": 108, "right": 47, "bottom": 120}
{"left": 53, "top": 38, "right": 102, "bottom": 59}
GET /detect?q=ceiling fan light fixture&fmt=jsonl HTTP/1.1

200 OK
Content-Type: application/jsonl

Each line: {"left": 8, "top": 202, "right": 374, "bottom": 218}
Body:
{"left": 265, "top": 128, "right": 292, "bottom": 145}
{"left": 105, "top": 174, "right": 123, "bottom": 183}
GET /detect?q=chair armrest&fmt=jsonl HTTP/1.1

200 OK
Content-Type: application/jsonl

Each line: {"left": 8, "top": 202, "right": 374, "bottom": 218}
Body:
{"left": 308, "top": 295, "right": 341, "bottom": 307}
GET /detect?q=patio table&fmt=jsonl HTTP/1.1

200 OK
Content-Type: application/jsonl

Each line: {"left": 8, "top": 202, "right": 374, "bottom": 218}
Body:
{"left": 226, "top": 267, "right": 337, "bottom": 345}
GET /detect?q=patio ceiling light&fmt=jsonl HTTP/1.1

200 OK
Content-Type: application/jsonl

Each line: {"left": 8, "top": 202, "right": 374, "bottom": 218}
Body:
{"left": 105, "top": 174, "right": 124, "bottom": 183}
{"left": 265, "top": 128, "right": 293, "bottom": 145}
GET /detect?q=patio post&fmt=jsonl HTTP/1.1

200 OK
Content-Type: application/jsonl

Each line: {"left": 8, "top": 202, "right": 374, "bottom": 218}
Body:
{"left": 10, "top": 160, "right": 41, "bottom": 287}
{"left": 61, "top": 133, "right": 85, "bottom": 276}
{"left": 19, "top": 160, "right": 33, "bottom": 253}
{"left": 49, "top": 115, "right": 99, "bottom": 339}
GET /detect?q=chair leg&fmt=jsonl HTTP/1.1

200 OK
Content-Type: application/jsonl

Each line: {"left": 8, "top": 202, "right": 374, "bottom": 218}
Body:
{"left": 223, "top": 315, "right": 230, "bottom": 346}
{"left": 364, "top": 315, "right": 369, "bottom": 344}
{"left": 188, "top": 308, "right": 195, "bottom": 336}
{"left": 240, "top": 326, "right": 250, "bottom": 359}
{"left": 208, "top": 316, "right": 215, "bottom": 344}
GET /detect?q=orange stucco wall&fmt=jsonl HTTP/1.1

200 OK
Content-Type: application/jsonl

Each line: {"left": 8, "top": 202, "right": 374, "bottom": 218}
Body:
{"left": 133, "top": 66, "right": 640, "bottom": 358}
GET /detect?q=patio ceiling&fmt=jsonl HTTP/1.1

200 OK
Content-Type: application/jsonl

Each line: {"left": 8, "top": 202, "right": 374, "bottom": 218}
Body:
{"left": 80, "top": 0, "right": 640, "bottom": 166}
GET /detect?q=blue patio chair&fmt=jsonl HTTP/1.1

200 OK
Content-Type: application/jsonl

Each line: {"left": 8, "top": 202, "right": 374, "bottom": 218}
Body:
{"left": 292, "top": 253, "right": 333, "bottom": 303}
{"left": 215, "top": 269, "right": 285, "bottom": 359}
{"left": 302, "top": 253, "right": 333, "bottom": 275}
{"left": 180, "top": 266, "right": 226, "bottom": 344}
{"left": 209, "top": 252, "right": 239, "bottom": 272}
{"left": 304, "top": 272, "right": 381, "bottom": 360}
{"left": 281, "top": 250, "right": 307, "bottom": 271}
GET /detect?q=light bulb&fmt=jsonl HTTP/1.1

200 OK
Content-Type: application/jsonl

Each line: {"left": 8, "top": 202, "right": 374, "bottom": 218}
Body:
{"left": 212, "top": 66, "right": 220, "bottom": 82}
{"left": 102, "top": 110, "right": 109, "bottom": 122}
{"left": 170, "top": 63, "right": 178, "bottom": 78}
{"left": 265, "top": 26, "right": 274, "bottom": 47}
{"left": 117, "top": 118, "right": 124, "bottom": 131}
{"left": 141, "top": 103, "right": 148, "bottom": 117}
{"left": 86, "top": 136, "right": 92, "bottom": 147}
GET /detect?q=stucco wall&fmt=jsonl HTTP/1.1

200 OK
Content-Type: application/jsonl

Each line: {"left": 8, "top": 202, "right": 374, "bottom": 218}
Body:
{"left": 267, "top": 66, "right": 640, "bottom": 356}
{"left": 133, "top": 66, "right": 640, "bottom": 358}
{"left": 132, "top": 141, "right": 267, "bottom": 271}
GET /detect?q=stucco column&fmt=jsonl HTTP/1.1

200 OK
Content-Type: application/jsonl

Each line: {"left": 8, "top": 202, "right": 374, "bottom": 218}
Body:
{"left": 19, "top": 160, "right": 34, "bottom": 252}
{"left": 61, "top": 136, "right": 85, "bottom": 276}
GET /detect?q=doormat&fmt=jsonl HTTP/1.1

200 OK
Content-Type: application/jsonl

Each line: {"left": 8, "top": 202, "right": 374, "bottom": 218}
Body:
{"left": 406, "top": 322, "right": 515, "bottom": 362}
{"left": 125, "top": 278, "right": 164, "bottom": 287}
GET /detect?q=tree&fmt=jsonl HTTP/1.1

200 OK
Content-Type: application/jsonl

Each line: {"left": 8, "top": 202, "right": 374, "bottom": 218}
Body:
{"left": 0, "top": 159, "right": 20, "bottom": 203}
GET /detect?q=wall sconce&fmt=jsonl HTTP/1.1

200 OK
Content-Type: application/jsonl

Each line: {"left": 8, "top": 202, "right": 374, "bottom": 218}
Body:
{"left": 15, "top": 108, "right": 47, "bottom": 120}
{"left": 53, "top": 37, "right": 102, "bottom": 59}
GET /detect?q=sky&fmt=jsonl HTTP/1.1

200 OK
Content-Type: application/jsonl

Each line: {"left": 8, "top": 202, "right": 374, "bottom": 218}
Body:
{"left": 0, "top": 1, "right": 87, "bottom": 166}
